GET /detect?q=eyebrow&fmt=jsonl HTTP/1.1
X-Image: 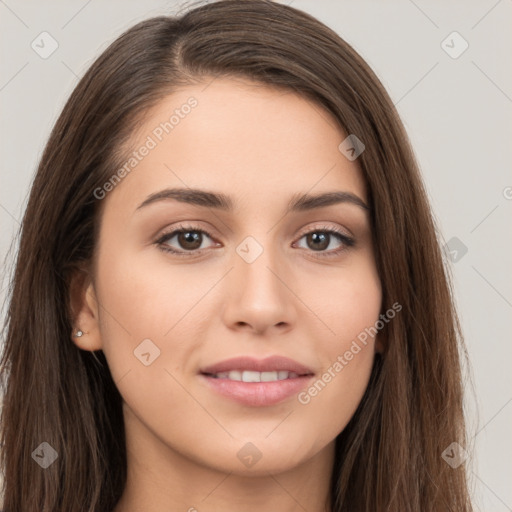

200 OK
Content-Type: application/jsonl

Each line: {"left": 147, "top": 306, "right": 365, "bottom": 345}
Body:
{"left": 135, "top": 187, "right": 370, "bottom": 213}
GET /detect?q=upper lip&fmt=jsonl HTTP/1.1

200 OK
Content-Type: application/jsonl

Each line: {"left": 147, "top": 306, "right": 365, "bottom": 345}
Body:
{"left": 200, "top": 356, "right": 315, "bottom": 376}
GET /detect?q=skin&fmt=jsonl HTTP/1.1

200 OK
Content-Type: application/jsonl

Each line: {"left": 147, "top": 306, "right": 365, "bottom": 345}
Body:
{"left": 71, "top": 76, "right": 383, "bottom": 512}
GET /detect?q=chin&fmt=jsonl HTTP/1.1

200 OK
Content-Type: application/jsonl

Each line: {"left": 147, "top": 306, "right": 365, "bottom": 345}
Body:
{"left": 200, "top": 436, "right": 318, "bottom": 476}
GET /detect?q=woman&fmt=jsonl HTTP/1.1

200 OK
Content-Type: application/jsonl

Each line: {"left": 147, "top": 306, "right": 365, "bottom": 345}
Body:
{"left": 0, "top": 0, "right": 474, "bottom": 510}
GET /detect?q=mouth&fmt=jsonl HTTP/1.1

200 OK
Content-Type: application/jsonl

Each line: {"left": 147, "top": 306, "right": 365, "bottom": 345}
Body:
{"left": 202, "top": 370, "right": 307, "bottom": 381}
{"left": 198, "top": 355, "right": 315, "bottom": 407}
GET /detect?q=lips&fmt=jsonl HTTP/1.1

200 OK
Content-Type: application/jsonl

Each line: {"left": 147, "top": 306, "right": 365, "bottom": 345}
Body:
{"left": 199, "top": 355, "right": 315, "bottom": 407}
{"left": 200, "top": 355, "right": 315, "bottom": 376}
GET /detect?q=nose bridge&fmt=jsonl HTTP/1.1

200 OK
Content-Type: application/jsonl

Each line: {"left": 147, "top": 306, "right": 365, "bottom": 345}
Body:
{"left": 235, "top": 232, "right": 286, "bottom": 298}
{"left": 222, "top": 231, "right": 296, "bottom": 333}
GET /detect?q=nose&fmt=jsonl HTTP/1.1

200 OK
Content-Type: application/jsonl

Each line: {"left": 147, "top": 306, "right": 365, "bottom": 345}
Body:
{"left": 221, "top": 242, "right": 297, "bottom": 336}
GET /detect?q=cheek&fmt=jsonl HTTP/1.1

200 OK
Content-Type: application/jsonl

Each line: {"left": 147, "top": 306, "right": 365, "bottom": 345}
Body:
{"left": 93, "top": 244, "right": 211, "bottom": 385}
{"left": 296, "top": 258, "right": 381, "bottom": 433}
{"left": 93, "top": 250, "right": 213, "bottom": 436}
{"left": 97, "top": 237, "right": 215, "bottom": 331}
{"left": 306, "top": 251, "right": 382, "bottom": 345}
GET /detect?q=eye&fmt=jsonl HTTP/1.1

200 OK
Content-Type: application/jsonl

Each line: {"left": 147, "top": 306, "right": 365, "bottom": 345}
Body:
{"left": 293, "top": 225, "right": 355, "bottom": 257}
{"left": 155, "top": 224, "right": 219, "bottom": 257}
{"left": 155, "top": 223, "right": 355, "bottom": 258}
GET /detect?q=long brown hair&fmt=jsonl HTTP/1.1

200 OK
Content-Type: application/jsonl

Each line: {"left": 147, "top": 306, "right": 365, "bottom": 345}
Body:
{"left": 0, "top": 1, "right": 475, "bottom": 510}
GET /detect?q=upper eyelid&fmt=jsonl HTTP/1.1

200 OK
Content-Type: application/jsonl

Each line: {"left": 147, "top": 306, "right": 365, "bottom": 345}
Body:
{"left": 156, "top": 223, "right": 353, "bottom": 248}
{"left": 157, "top": 222, "right": 352, "bottom": 238}
{"left": 296, "top": 223, "right": 353, "bottom": 239}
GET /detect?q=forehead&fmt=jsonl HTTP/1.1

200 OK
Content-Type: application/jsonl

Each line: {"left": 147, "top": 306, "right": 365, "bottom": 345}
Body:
{"left": 104, "top": 76, "right": 367, "bottom": 214}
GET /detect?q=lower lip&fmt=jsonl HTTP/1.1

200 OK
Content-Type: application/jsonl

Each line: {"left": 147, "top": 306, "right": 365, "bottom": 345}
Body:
{"left": 199, "top": 374, "right": 314, "bottom": 407}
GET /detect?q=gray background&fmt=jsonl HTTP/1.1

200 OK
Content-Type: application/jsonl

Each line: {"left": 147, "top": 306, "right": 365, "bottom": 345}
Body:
{"left": 1, "top": 1, "right": 511, "bottom": 509}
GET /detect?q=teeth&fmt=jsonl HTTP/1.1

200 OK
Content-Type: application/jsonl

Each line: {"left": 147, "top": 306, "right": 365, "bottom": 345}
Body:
{"left": 260, "top": 371, "right": 278, "bottom": 382}
{"left": 211, "top": 370, "right": 301, "bottom": 381}
{"left": 243, "top": 370, "right": 261, "bottom": 382}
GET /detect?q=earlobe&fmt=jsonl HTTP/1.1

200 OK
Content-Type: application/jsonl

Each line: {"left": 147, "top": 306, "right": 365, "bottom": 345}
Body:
{"left": 69, "top": 269, "right": 103, "bottom": 351}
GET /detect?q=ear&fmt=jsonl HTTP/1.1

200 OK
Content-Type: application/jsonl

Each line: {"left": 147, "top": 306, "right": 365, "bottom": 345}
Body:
{"left": 69, "top": 266, "right": 103, "bottom": 351}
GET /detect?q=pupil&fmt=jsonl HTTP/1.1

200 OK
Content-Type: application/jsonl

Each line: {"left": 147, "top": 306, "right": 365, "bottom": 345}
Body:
{"left": 309, "top": 232, "right": 329, "bottom": 251}
{"left": 179, "top": 231, "right": 201, "bottom": 250}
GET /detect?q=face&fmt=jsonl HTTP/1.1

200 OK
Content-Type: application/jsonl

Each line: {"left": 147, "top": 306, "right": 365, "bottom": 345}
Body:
{"left": 73, "top": 76, "right": 382, "bottom": 477}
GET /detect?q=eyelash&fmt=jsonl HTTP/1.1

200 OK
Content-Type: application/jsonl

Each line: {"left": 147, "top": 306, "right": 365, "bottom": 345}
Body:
{"left": 155, "top": 223, "right": 355, "bottom": 259}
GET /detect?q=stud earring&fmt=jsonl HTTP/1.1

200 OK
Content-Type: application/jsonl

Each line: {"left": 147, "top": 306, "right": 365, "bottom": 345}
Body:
{"left": 74, "top": 329, "right": 88, "bottom": 337}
